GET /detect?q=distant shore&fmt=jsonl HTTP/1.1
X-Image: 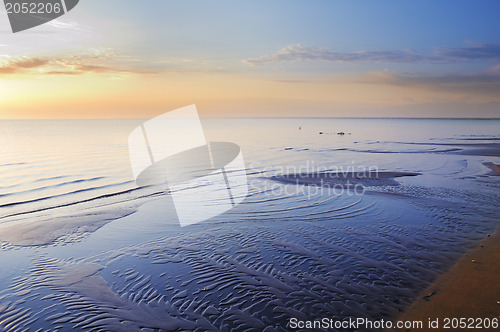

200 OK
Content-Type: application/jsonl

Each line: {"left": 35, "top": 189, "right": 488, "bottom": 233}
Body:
{"left": 390, "top": 224, "right": 500, "bottom": 331}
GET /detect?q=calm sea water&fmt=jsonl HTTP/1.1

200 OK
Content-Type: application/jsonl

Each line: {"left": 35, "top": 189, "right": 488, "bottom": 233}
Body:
{"left": 0, "top": 118, "right": 499, "bottom": 330}
{"left": 1, "top": 118, "right": 498, "bottom": 222}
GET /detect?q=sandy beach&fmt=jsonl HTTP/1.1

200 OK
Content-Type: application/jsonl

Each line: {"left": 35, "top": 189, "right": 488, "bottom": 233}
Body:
{"left": 0, "top": 119, "right": 499, "bottom": 330}
{"left": 391, "top": 225, "right": 500, "bottom": 331}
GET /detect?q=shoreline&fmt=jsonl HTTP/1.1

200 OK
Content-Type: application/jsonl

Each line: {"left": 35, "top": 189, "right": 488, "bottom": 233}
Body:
{"left": 390, "top": 224, "right": 500, "bottom": 331}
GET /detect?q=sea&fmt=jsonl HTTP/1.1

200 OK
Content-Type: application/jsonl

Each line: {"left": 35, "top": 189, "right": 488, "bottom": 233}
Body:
{"left": 0, "top": 118, "right": 499, "bottom": 331}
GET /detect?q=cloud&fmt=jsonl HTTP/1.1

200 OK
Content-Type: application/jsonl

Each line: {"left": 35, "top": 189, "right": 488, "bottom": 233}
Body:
{"left": 0, "top": 51, "right": 215, "bottom": 77}
{"left": 0, "top": 51, "right": 158, "bottom": 76}
{"left": 243, "top": 44, "right": 429, "bottom": 65}
{"left": 435, "top": 44, "right": 500, "bottom": 61}
{"left": 0, "top": 57, "right": 52, "bottom": 74}
{"left": 243, "top": 43, "right": 500, "bottom": 65}
{"left": 485, "top": 64, "right": 500, "bottom": 75}
{"left": 45, "top": 19, "right": 89, "bottom": 33}
{"left": 361, "top": 68, "right": 500, "bottom": 95}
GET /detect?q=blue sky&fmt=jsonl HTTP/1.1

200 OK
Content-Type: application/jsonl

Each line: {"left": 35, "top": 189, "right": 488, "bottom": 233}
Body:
{"left": 1, "top": 1, "right": 499, "bottom": 118}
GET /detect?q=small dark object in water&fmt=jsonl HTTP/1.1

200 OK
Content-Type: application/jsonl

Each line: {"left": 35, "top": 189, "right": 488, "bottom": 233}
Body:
{"left": 319, "top": 132, "right": 323, "bottom": 134}
{"left": 423, "top": 290, "right": 437, "bottom": 301}
{"left": 337, "top": 132, "right": 345, "bottom": 135}
{"left": 284, "top": 147, "right": 293, "bottom": 150}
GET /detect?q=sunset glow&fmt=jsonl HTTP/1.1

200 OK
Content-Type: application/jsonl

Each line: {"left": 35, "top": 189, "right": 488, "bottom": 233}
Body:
{"left": 1, "top": 1, "right": 499, "bottom": 118}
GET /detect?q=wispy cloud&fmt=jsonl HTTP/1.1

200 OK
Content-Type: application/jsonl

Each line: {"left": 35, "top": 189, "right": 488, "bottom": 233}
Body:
{"left": 0, "top": 50, "right": 158, "bottom": 76}
{"left": 45, "top": 19, "right": 90, "bottom": 33}
{"left": 361, "top": 66, "right": 500, "bottom": 95}
{"left": 0, "top": 57, "right": 49, "bottom": 74}
{"left": 434, "top": 44, "right": 500, "bottom": 61}
{"left": 243, "top": 43, "right": 500, "bottom": 65}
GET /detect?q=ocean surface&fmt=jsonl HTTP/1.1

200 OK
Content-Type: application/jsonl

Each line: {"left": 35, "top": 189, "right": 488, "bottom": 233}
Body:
{"left": 0, "top": 118, "right": 499, "bottom": 331}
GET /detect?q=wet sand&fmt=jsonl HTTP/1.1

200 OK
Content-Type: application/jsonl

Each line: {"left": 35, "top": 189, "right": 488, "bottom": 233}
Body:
{"left": 484, "top": 162, "right": 500, "bottom": 175}
{"left": 270, "top": 171, "right": 421, "bottom": 187}
{"left": 391, "top": 225, "right": 500, "bottom": 331}
{"left": 0, "top": 208, "right": 136, "bottom": 246}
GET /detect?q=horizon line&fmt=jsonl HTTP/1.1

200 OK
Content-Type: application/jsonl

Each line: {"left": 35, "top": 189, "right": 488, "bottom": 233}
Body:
{"left": 1, "top": 116, "right": 500, "bottom": 121}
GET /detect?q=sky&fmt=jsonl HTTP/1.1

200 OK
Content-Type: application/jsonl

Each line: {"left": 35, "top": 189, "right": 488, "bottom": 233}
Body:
{"left": 0, "top": 0, "right": 500, "bottom": 119}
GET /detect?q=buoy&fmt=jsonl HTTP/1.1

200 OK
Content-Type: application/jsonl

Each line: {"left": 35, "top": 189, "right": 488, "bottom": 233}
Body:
{"left": 471, "top": 259, "right": 476, "bottom": 263}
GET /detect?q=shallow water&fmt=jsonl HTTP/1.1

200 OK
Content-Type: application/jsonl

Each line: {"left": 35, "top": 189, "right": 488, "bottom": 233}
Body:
{"left": 0, "top": 118, "right": 499, "bottom": 331}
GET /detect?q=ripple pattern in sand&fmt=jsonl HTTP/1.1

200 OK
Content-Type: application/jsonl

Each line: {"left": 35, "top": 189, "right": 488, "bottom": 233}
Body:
{"left": 0, "top": 186, "right": 497, "bottom": 331}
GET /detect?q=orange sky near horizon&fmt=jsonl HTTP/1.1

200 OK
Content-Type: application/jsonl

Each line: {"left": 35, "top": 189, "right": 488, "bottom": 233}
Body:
{"left": 2, "top": 68, "right": 499, "bottom": 119}
{"left": 1, "top": 1, "right": 500, "bottom": 119}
